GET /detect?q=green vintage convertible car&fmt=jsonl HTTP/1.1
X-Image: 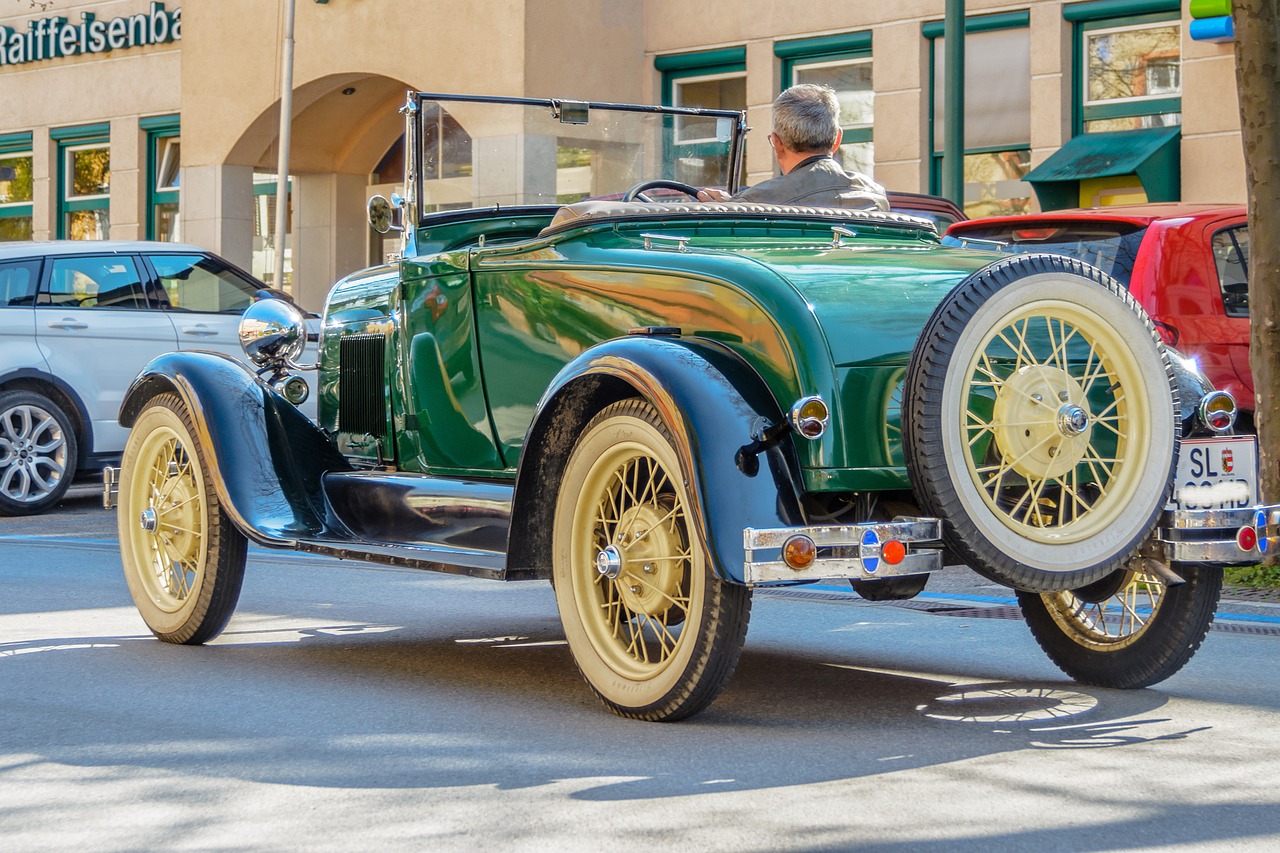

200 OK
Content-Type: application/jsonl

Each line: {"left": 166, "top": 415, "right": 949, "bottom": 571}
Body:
{"left": 106, "top": 93, "right": 1269, "bottom": 721}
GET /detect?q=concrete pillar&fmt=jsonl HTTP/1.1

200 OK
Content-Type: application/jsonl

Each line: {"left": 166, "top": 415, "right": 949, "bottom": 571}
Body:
{"left": 32, "top": 128, "right": 54, "bottom": 242}
{"left": 294, "top": 171, "right": 369, "bottom": 312}
{"left": 181, "top": 163, "right": 255, "bottom": 269}
{"left": 872, "top": 22, "right": 927, "bottom": 193}
{"left": 109, "top": 117, "right": 143, "bottom": 241}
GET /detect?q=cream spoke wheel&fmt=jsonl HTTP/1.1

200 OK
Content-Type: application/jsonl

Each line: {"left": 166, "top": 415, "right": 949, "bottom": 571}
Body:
{"left": 962, "top": 307, "right": 1142, "bottom": 541}
{"left": 553, "top": 399, "right": 750, "bottom": 721}
{"left": 904, "top": 256, "right": 1177, "bottom": 591}
{"left": 1018, "top": 560, "right": 1222, "bottom": 689}
{"left": 118, "top": 393, "right": 246, "bottom": 645}
{"left": 1041, "top": 569, "right": 1165, "bottom": 651}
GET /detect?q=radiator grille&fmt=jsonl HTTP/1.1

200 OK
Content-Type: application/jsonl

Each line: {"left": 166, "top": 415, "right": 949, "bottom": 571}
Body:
{"left": 338, "top": 334, "right": 387, "bottom": 438}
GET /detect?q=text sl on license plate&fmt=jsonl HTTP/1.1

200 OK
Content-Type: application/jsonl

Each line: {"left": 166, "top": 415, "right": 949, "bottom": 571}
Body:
{"left": 1167, "top": 436, "right": 1257, "bottom": 511}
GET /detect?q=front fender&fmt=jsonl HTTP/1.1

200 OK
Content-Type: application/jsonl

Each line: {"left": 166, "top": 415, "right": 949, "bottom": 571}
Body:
{"left": 119, "top": 351, "right": 351, "bottom": 546}
{"left": 508, "top": 335, "right": 806, "bottom": 583}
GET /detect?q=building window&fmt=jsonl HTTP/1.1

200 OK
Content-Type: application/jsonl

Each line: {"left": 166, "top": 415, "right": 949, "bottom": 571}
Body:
{"left": 1079, "top": 17, "right": 1181, "bottom": 133}
{"left": 143, "top": 116, "right": 181, "bottom": 241}
{"left": 0, "top": 133, "right": 33, "bottom": 242}
{"left": 252, "top": 172, "right": 292, "bottom": 292}
{"left": 927, "top": 13, "right": 1033, "bottom": 217}
{"left": 53, "top": 124, "right": 111, "bottom": 240}
{"left": 777, "top": 32, "right": 874, "bottom": 177}
{"left": 657, "top": 48, "right": 746, "bottom": 187}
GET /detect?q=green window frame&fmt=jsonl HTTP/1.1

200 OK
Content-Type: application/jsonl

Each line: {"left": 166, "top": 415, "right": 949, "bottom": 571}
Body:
{"left": 776, "top": 32, "right": 874, "bottom": 177}
{"left": 925, "top": 12, "right": 1033, "bottom": 216}
{"left": 655, "top": 47, "right": 746, "bottom": 108}
{"left": 52, "top": 123, "right": 110, "bottom": 240}
{"left": 142, "top": 115, "right": 180, "bottom": 241}
{"left": 0, "top": 132, "right": 34, "bottom": 242}
{"left": 1066, "top": 0, "right": 1182, "bottom": 133}
{"left": 655, "top": 48, "right": 746, "bottom": 186}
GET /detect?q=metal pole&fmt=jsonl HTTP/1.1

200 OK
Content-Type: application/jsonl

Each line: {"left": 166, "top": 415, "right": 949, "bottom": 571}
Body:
{"left": 273, "top": 0, "right": 296, "bottom": 291}
{"left": 942, "top": 0, "right": 965, "bottom": 208}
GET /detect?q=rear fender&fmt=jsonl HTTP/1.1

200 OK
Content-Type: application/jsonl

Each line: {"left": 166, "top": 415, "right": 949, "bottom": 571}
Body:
{"left": 507, "top": 336, "right": 806, "bottom": 583}
{"left": 119, "top": 351, "right": 351, "bottom": 546}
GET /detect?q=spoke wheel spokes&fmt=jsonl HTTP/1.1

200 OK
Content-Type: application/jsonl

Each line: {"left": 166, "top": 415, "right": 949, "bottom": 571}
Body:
{"left": 579, "top": 446, "right": 693, "bottom": 676}
{"left": 1044, "top": 569, "right": 1167, "bottom": 651}
{"left": 962, "top": 304, "right": 1146, "bottom": 543}
{"left": 132, "top": 428, "right": 206, "bottom": 611}
{"left": 0, "top": 403, "right": 68, "bottom": 502}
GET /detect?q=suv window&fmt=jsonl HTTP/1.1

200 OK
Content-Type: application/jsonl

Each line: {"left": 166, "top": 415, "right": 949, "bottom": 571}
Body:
{"left": 41, "top": 255, "right": 147, "bottom": 309}
{"left": 148, "top": 254, "right": 259, "bottom": 313}
{"left": 943, "top": 222, "right": 1146, "bottom": 286}
{"left": 0, "top": 259, "right": 40, "bottom": 307}
{"left": 1212, "top": 225, "right": 1249, "bottom": 318}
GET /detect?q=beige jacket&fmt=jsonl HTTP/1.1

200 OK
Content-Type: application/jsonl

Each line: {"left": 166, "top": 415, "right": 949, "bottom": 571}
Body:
{"left": 734, "top": 155, "right": 888, "bottom": 211}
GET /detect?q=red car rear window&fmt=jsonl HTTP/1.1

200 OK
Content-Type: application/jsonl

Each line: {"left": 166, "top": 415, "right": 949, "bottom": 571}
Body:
{"left": 943, "top": 222, "right": 1147, "bottom": 286}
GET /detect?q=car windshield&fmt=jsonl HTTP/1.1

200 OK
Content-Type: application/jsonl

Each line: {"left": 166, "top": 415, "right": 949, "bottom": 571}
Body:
{"left": 414, "top": 94, "right": 744, "bottom": 214}
{"left": 942, "top": 222, "right": 1147, "bottom": 286}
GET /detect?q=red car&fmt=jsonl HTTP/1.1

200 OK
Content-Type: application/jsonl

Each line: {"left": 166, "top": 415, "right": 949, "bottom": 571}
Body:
{"left": 944, "top": 203, "right": 1252, "bottom": 419}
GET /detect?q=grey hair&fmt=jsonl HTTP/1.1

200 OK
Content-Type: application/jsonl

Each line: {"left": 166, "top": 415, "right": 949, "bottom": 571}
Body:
{"left": 771, "top": 83, "right": 841, "bottom": 153}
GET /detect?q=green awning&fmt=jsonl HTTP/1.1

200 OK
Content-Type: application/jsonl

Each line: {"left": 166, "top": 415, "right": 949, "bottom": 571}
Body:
{"left": 1024, "top": 126, "right": 1181, "bottom": 209}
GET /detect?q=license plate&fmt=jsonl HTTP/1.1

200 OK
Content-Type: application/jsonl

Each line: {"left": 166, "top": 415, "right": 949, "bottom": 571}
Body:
{"left": 1167, "top": 436, "right": 1258, "bottom": 511}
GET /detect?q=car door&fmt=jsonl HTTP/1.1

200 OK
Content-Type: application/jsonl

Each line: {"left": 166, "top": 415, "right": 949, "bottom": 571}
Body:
{"left": 35, "top": 253, "right": 180, "bottom": 455}
{"left": 0, "top": 258, "right": 46, "bottom": 377}
{"left": 142, "top": 252, "right": 260, "bottom": 357}
{"left": 1204, "top": 218, "right": 1253, "bottom": 409}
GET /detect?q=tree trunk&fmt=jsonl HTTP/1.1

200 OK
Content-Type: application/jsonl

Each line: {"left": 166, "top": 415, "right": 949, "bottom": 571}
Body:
{"left": 1233, "top": 2, "right": 1280, "bottom": 524}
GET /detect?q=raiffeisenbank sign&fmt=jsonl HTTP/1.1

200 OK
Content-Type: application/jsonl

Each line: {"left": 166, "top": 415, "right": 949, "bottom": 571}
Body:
{"left": 0, "top": 2, "right": 181, "bottom": 67}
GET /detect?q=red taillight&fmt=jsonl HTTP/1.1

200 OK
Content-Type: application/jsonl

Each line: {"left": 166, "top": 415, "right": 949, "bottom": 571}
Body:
{"left": 882, "top": 540, "right": 906, "bottom": 565}
{"left": 1012, "top": 227, "right": 1062, "bottom": 242}
{"left": 1238, "top": 526, "right": 1259, "bottom": 553}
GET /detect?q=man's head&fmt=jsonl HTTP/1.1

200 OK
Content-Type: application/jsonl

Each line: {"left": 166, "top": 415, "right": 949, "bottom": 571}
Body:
{"left": 770, "top": 83, "right": 842, "bottom": 155}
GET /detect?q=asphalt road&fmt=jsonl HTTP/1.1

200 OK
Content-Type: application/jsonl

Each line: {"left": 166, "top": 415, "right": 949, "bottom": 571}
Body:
{"left": 3, "top": 488, "right": 1280, "bottom": 852}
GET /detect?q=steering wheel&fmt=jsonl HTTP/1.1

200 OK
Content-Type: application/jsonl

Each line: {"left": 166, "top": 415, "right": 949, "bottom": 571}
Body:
{"left": 621, "top": 180, "right": 703, "bottom": 203}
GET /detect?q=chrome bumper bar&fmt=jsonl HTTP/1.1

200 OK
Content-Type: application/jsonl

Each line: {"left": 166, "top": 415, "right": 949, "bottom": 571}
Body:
{"left": 1159, "top": 503, "right": 1280, "bottom": 563}
{"left": 744, "top": 517, "right": 944, "bottom": 584}
{"left": 102, "top": 466, "right": 119, "bottom": 509}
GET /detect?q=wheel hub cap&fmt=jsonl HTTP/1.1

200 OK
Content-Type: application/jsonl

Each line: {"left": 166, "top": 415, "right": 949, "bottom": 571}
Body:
{"left": 1057, "top": 404, "right": 1089, "bottom": 436}
{"left": 992, "top": 365, "right": 1092, "bottom": 480}
{"left": 596, "top": 545, "right": 623, "bottom": 579}
{"left": 610, "top": 500, "right": 685, "bottom": 618}
{"left": 139, "top": 507, "right": 158, "bottom": 532}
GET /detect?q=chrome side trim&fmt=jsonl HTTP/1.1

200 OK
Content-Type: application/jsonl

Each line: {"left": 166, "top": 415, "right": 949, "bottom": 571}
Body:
{"left": 744, "top": 517, "right": 944, "bottom": 584}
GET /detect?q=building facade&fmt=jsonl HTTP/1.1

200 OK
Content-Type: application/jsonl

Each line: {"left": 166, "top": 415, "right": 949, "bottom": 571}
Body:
{"left": 0, "top": 0, "right": 1245, "bottom": 310}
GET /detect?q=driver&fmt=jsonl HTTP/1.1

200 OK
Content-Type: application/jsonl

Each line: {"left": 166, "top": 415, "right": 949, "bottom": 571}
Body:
{"left": 698, "top": 83, "right": 888, "bottom": 211}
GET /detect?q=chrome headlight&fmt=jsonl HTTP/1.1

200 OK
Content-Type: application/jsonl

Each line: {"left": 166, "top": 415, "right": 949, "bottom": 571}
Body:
{"left": 239, "top": 299, "right": 308, "bottom": 368}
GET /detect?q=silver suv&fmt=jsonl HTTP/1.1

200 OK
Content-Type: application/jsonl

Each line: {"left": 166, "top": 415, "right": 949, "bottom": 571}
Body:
{"left": 0, "top": 241, "right": 310, "bottom": 515}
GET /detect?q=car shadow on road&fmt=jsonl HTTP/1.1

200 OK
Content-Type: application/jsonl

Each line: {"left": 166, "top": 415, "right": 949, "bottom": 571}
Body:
{"left": 2, "top": 616, "right": 1207, "bottom": 801}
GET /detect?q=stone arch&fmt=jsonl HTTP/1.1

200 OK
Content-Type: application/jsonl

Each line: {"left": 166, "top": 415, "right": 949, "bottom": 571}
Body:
{"left": 201, "top": 73, "right": 413, "bottom": 309}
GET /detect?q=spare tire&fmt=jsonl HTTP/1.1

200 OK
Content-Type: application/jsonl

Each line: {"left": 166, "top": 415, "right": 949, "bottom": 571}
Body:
{"left": 903, "top": 254, "right": 1179, "bottom": 592}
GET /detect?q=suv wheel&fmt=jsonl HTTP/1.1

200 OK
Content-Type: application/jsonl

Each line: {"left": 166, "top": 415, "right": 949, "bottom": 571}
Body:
{"left": 0, "top": 390, "right": 78, "bottom": 516}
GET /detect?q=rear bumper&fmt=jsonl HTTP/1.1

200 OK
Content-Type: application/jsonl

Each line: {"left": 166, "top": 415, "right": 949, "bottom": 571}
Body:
{"left": 1160, "top": 504, "right": 1280, "bottom": 564}
{"left": 743, "top": 517, "right": 944, "bottom": 584}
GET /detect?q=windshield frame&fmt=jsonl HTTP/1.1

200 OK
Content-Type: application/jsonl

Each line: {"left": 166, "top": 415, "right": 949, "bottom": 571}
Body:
{"left": 405, "top": 91, "right": 748, "bottom": 228}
